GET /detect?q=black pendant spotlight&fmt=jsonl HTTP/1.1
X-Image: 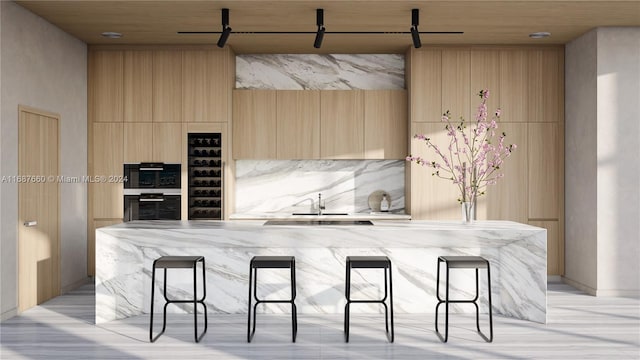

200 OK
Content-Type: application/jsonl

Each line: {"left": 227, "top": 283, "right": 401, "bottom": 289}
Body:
{"left": 410, "top": 9, "right": 422, "bottom": 48}
{"left": 314, "top": 9, "right": 326, "bottom": 48}
{"left": 217, "top": 8, "right": 232, "bottom": 48}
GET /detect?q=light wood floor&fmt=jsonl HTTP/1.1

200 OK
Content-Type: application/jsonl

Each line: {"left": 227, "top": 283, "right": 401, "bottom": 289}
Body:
{"left": 1, "top": 283, "right": 638, "bottom": 359}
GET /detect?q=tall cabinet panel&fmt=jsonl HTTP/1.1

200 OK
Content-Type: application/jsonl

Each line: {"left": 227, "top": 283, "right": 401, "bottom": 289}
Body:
{"left": 123, "top": 123, "right": 152, "bottom": 163}
{"left": 442, "top": 50, "right": 471, "bottom": 123}
{"left": 364, "top": 90, "right": 408, "bottom": 159}
{"left": 320, "top": 90, "right": 364, "bottom": 159}
{"left": 276, "top": 90, "right": 320, "bottom": 159}
{"left": 183, "top": 50, "right": 229, "bottom": 122}
{"left": 89, "top": 51, "right": 123, "bottom": 123}
{"left": 152, "top": 123, "right": 183, "bottom": 163}
{"left": 123, "top": 51, "right": 153, "bottom": 123}
{"left": 408, "top": 48, "right": 441, "bottom": 122}
{"left": 91, "top": 123, "right": 124, "bottom": 219}
{"left": 153, "top": 51, "right": 183, "bottom": 123}
{"left": 499, "top": 50, "right": 528, "bottom": 122}
{"left": 232, "top": 90, "right": 277, "bottom": 159}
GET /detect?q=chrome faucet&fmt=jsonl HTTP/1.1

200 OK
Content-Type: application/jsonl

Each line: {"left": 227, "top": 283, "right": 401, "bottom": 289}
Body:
{"left": 318, "top": 193, "right": 326, "bottom": 215}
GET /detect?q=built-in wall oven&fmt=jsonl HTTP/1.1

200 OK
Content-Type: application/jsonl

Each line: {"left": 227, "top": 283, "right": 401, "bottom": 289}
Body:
{"left": 123, "top": 163, "right": 181, "bottom": 221}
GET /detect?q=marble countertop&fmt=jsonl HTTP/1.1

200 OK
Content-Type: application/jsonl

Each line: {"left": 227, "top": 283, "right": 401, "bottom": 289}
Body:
{"left": 99, "top": 220, "right": 544, "bottom": 249}
{"left": 229, "top": 212, "right": 411, "bottom": 220}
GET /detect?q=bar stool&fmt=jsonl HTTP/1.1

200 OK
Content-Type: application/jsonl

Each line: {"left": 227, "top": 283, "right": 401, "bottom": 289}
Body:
{"left": 344, "top": 256, "right": 394, "bottom": 343}
{"left": 247, "top": 256, "right": 297, "bottom": 343}
{"left": 435, "top": 256, "right": 493, "bottom": 343}
{"left": 149, "top": 256, "right": 207, "bottom": 343}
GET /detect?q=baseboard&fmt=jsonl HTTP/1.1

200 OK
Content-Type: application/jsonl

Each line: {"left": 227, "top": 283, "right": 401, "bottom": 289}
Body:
{"left": 61, "top": 276, "right": 93, "bottom": 294}
{"left": 562, "top": 276, "right": 640, "bottom": 298}
{"left": 547, "top": 275, "right": 562, "bottom": 283}
{"left": 1, "top": 308, "right": 18, "bottom": 322}
{"left": 561, "top": 276, "right": 597, "bottom": 295}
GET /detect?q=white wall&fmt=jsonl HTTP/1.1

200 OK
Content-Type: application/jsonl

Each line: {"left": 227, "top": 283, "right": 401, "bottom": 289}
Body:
{"left": 595, "top": 27, "right": 640, "bottom": 295}
{"left": 565, "top": 29, "right": 599, "bottom": 292}
{"left": 564, "top": 27, "right": 640, "bottom": 296}
{"left": 1, "top": 1, "right": 88, "bottom": 319}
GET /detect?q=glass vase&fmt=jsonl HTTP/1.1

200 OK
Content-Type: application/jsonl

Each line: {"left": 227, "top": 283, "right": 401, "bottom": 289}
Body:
{"left": 461, "top": 202, "right": 475, "bottom": 224}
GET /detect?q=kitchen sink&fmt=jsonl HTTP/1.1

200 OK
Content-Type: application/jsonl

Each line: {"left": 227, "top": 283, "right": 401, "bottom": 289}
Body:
{"left": 264, "top": 220, "right": 373, "bottom": 226}
{"left": 291, "top": 212, "right": 349, "bottom": 216}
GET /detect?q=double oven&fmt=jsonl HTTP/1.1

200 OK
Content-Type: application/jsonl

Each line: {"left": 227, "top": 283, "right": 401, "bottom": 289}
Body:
{"left": 123, "top": 163, "right": 181, "bottom": 221}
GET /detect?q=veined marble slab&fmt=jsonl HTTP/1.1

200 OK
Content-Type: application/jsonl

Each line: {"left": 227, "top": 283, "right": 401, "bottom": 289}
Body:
{"left": 235, "top": 160, "right": 405, "bottom": 214}
{"left": 236, "top": 54, "right": 405, "bottom": 90}
{"left": 96, "top": 220, "right": 547, "bottom": 324}
{"left": 229, "top": 212, "right": 411, "bottom": 220}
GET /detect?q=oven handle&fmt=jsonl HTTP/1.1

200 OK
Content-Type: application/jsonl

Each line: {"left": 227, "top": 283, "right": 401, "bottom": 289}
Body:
{"left": 139, "top": 198, "right": 164, "bottom": 202}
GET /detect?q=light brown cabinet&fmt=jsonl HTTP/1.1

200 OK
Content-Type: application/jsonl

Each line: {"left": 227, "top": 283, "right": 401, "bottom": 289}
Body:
{"left": 183, "top": 50, "right": 229, "bottom": 123}
{"left": 499, "top": 50, "right": 528, "bottom": 122}
{"left": 276, "top": 90, "right": 321, "bottom": 159}
{"left": 91, "top": 123, "right": 123, "bottom": 219}
{"left": 408, "top": 49, "right": 442, "bottom": 123}
{"left": 123, "top": 51, "right": 153, "bottom": 122}
{"left": 123, "top": 123, "right": 152, "bottom": 163}
{"left": 364, "top": 90, "right": 408, "bottom": 159}
{"left": 527, "top": 49, "right": 563, "bottom": 122}
{"left": 152, "top": 123, "right": 183, "bottom": 163}
{"left": 89, "top": 51, "right": 123, "bottom": 123}
{"left": 528, "top": 122, "right": 560, "bottom": 218}
{"left": 153, "top": 51, "right": 183, "bottom": 122}
{"left": 232, "top": 90, "right": 277, "bottom": 159}
{"left": 320, "top": 90, "right": 364, "bottom": 159}
{"left": 442, "top": 50, "right": 471, "bottom": 123}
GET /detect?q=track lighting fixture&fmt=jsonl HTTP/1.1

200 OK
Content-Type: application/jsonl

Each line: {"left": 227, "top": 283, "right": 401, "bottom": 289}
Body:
{"left": 410, "top": 9, "right": 422, "bottom": 48}
{"left": 314, "top": 9, "right": 325, "bottom": 49}
{"left": 217, "top": 8, "right": 232, "bottom": 48}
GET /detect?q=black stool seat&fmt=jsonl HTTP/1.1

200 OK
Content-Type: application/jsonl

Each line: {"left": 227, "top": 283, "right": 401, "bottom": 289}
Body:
{"left": 435, "top": 255, "right": 493, "bottom": 343}
{"left": 251, "top": 256, "right": 295, "bottom": 268}
{"left": 150, "top": 256, "right": 207, "bottom": 343}
{"left": 154, "top": 256, "right": 204, "bottom": 268}
{"left": 439, "top": 256, "right": 489, "bottom": 268}
{"left": 248, "top": 256, "right": 297, "bottom": 343}
{"left": 344, "top": 255, "right": 394, "bottom": 343}
{"left": 347, "top": 256, "right": 391, "bottom": 268}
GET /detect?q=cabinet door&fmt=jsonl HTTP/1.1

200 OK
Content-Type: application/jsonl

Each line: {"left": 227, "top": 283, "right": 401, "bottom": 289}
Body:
{"left": 152, "top": 123, "right": 182, "bottom": 163}
{"left": 527, "top": 49, "right": 562, "bottom": 123}
{"left": 409, "top": 123, "right": 462, "bottom": 220}
{"left": 153, "top": 51, "right": 182, "bottom": 122}
{"left": 408, "top": 49, "right": 441, "bottom": 122}
{"left": 528, "top": 123, "right": 560, "bottom": 218}
{"left": 499, "top": 50, "right": 528, "bottom": 122}
{"left": 320, "top": 90, "right": 364, "bottom": 159}
{"left": 364, "top": 90, "right": 407, "bottom": 159}
{"left": 183, "top": 50, "right": 229, "bottom": 122}
{"left": 89, "top": 51, "right": 123, "bottom": 123}
{"left": 124, "top": 51, "right": 152, "bottom": 122}
{"left": 91, "top": 123, "right": 123, "bottom": 218}
{"left": 124, "top": 123, "right": 152, "bottom": 163}
{"left": 277, "top": 90, "right": 320, "bottom": 159}
{"left": 232, "top": 90, "right": 277, "bottom": 159}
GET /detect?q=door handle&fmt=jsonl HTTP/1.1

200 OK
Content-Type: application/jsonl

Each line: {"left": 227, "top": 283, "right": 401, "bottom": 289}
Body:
{"left": 23, "top": 220, "right": 37, "bottom": 227}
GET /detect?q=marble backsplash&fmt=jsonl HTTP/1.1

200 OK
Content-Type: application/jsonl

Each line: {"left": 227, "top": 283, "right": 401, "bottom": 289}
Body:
{"left": 235, "top": 160, "right": 405, "bottom": 214}
{"left": 236, "top": 54, "right": 405, "bottom": 90}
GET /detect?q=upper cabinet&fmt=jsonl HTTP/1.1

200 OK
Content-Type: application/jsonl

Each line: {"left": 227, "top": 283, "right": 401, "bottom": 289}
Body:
{"left": 123, "top": 51, "right": 153, "bottom": 122}
{"left": 232, "top": 90, "right": 277, "bottom": 159}
{"left": 153, "top": 51, "right": 183, "bottom": 122}
{"left": 89, "top": 51, "right": 123, "bottom": 123}
{"left": 276, "top": 90, "right": 320, "bottom": 159}
{"left": 364, "top": 90, "right": 408, "bottom": 159}
{"left": 320, "top": 90, "right": 364, "bottom": 159}
{"left": 183, "top": 50, "right": 230, "bottom": 123}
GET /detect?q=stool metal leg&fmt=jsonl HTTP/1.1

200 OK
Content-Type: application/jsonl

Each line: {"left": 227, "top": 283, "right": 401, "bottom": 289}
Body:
{"left": 476, "top": 263, "right": 493, "bottom": 343}
{"left": 291, "top": 260, "right": 297, "bottom": 343}
{"left": 387, "top": 264, "right": 395, "bottom": 343}
{"left": 344, "top": 261, "right": 351, "bottom": 342}
{"left": 150, "top": 264, "right": 165, "bottom": 343}
{"left": 435, "top": 258, "right": 446, "bottom": 342}
{"left": 247, "top": 265, "right": 255, "bottom": 343}
{"left": 192, "top": 259, "right": 207, "bottom": 343}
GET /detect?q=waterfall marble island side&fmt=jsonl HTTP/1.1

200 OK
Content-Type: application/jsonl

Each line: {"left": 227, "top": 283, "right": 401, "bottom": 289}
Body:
{"left": 95, "top": 220, "right": 546, "bottom": 324}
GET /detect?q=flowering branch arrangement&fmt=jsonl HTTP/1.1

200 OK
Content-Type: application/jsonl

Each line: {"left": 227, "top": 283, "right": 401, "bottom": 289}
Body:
{"left": 406, "top": 89, "right": 517, "bottom": 210}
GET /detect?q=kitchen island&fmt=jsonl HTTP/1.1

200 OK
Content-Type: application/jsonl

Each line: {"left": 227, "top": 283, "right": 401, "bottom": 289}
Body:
{"left": 95, "top": 220, "right": 546, "bottom": 324}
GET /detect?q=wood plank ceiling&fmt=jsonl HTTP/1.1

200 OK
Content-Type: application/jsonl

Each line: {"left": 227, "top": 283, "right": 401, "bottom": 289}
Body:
{"left": 16, "top": 0, "right": 640, "bottom": 53}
